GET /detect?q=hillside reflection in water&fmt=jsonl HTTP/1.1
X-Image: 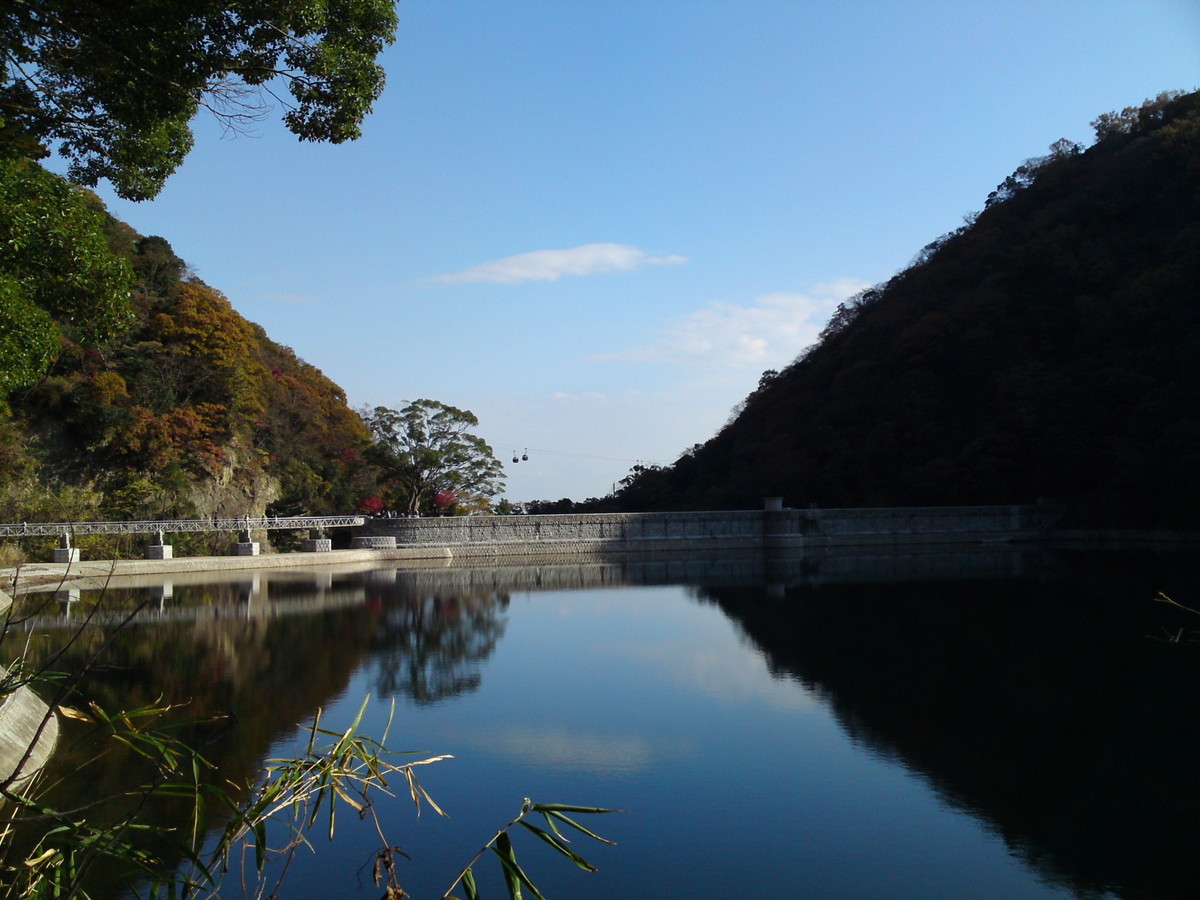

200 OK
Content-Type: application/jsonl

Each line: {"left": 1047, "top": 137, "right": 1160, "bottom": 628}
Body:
{"left": 11, "top": 548, "right": 1200, "bottom": 899}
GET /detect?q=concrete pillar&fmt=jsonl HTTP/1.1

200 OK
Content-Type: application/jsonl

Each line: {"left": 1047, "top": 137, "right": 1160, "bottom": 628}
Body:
{"left": 235, "top": 528, "right": 260, "bottom": 556}
{"left": 302, "top": 528, "right": 332, "bottom": 553}
{"left": 763, "top": 497, "right": 800, "bottom": 551}
{"left": 52, "top": 533, "right": 80, "bottom": 563}
{"left": 145, "top": 529, "right": 173, "bottom": 559}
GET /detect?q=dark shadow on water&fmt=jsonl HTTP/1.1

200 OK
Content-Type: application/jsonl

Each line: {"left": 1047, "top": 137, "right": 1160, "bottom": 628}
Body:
{"left": 699, "top": 547, "right": 1200, "bottom": 900}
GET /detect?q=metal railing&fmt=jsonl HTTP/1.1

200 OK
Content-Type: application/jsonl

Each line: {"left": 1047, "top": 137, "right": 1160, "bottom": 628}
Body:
{"left": 0, "top": 516, "right": 364, "bottom": 538}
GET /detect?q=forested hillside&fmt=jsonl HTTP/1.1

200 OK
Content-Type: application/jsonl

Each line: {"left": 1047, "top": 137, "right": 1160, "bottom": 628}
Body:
{"left": 0, "top": 0, "right": 404, "bottom": 555}
{"left": 612, "top": 90, "right": 1200, "bottom": 528}
{"left": 0, "top": 202, "right": 376, "bottom": 535}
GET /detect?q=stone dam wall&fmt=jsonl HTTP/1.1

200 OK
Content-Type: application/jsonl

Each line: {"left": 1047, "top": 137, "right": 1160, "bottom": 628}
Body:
{"left": 357, "top": 504, "right": 1058, "bottom": 560}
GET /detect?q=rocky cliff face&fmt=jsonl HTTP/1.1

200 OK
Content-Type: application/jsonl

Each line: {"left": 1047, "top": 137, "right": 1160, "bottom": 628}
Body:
{"left": 186, "top": 439, "right": 281, "bottom": 521}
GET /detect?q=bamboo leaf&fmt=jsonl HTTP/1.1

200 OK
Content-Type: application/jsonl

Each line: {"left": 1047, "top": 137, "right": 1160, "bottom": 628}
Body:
{"left": 542, "top": 810, "right": 618, "bottom": 845}
{"left": 172, "top": 840, "right": 218, "bottom": 889}
{"left": 253, "top": 821, "right": 267, "bottom": 871}
{"left": 55, "top": 705, "right": 93, "bottom": 722}
{"left": 492, "top": 833, "right": 547, "bottom": 900}
{"left": 24, "top": 848, "right": 59, "bottom": 867}
{"left": 402, "top": 761, "right": 449, "bottom": 817}
{"left": 304, "top": 706, "right": 326, "bottom": 755}
{"left": 517, "top": 821, "right": 598, "bottom": 871}
{"left": 492, "top": 834, "right": 524, "bottom": 900}
{"left": 462, "top": 867, "right": 480, "bottom": 900}
{"left": 408, "top": 753, "right": 454, "bottom": 767}
{"left": 333, "top": 783, "right": 365, "bottom": 812}
{"left": 380, "top": 697, "right": 398, "bottom": 745}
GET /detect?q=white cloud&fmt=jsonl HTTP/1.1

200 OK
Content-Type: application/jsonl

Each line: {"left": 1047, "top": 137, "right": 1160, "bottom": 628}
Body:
{"left": 459, "top": 279, "right": 872, "bottom": 500}
{"left": 431, "top": 243, "right": 687, "bottom": 285}
{"left": 604, "top": 278, "right": 869, "bottom": 369}
{"left": 628, "top": 641, "right": 819, "bottom": 711}
{"left": 462, "top": 725, "right": 660, "bottom": 773}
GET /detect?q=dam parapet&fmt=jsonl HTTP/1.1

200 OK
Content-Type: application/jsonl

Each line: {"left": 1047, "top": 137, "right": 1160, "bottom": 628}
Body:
{"left": 359, "top": 503, "right": 1058, "bottom": 558}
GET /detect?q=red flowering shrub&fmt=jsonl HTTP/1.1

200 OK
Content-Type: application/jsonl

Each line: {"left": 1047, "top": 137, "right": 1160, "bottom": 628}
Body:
{"left": 357, "top": 495, "right": 385, "bottom": 515}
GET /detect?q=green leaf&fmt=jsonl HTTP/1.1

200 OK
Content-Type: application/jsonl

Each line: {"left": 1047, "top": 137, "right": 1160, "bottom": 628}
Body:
{"left": 517, "top": 821, "right": 598, "bottom": 871}
{"left": 492, "top": 832, "right": 550, "bottom": 900}
{"left": 462, "top": 867, "right": 480, "bottom": 900}
{"left": 253, "top": 820, "right": 267, "bottom": 871}
{"left": 541, "top": 810, "right": 618, "bottom": 845}
{"left": 493, "top": 833, "right": 522, "bottom": 900}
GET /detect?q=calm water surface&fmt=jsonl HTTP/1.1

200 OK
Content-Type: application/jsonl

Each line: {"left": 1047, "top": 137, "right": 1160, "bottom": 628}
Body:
{"left": 12, "top": 548, "right": 1200, "bottom": 899}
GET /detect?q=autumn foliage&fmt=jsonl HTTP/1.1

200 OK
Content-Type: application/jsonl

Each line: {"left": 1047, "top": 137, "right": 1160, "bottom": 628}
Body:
{"left": 3, "top": 222, "right": 377, "bottom": 524}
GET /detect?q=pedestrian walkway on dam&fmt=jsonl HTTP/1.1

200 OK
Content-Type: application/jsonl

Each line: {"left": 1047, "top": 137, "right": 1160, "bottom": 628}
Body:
{"left": 2, "top": 504, "right": 1070, "bottom": 580}
{"left": 0, "top": 515, "right": 364, "bottom": 538}
{"left": 4, "top": 547, "right": 404, "bottom": 592}
{"left": 0, "top": 515, "right": 366, "bottom": 562}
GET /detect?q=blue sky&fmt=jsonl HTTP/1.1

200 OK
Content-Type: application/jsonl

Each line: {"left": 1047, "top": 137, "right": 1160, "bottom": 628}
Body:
{"left": 83, "top": 1, "right": 1200, "bottom": 503}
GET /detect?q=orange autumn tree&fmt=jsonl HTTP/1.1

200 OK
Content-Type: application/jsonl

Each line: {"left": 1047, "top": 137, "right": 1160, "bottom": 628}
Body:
{"left": 8, "top": 232, "right": 377, "bottom": 525}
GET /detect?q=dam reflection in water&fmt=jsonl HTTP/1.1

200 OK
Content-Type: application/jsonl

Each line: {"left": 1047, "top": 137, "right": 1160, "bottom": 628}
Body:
{"left": 13, "top": 547, "right": 1200, "bottom": 899}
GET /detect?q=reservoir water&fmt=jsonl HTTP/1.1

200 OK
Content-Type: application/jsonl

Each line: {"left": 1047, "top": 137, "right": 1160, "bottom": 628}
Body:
{"left": 9, "top": 546, "right": 1200, "bottom": 899}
